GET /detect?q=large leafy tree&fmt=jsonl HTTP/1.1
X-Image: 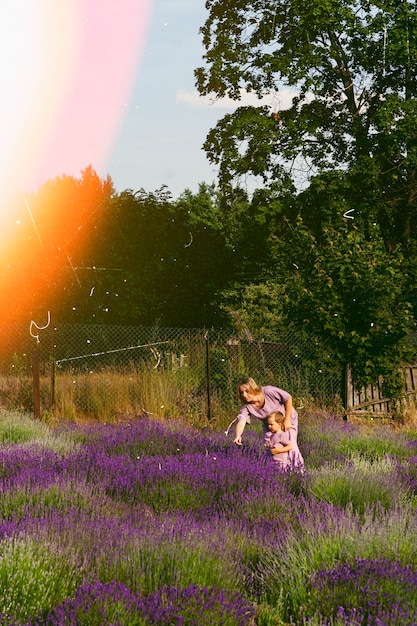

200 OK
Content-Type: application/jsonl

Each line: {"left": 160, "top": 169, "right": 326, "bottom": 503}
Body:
{"left": 66, "top": 184, "right": 238, "bottom": 328}
{"left": 277, "top": 213, "right": 415, "bottom": 394}
{"left": 218, "top": 170, "right": 416, "bottom": 394}
{"left": 196, "top": 0, "right": 417, "bottom": 391}
{"left": 196, "top": 0, "right": 417, "bottom": 249}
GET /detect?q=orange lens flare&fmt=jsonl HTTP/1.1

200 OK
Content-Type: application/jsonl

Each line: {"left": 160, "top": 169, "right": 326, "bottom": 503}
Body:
{"left": 0, "top": 0, "right": 153, "bottom": 323}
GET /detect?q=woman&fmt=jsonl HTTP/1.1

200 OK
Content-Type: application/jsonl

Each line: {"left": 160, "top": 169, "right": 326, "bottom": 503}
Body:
{"left": 233, "top": 376, "right": 298, "bottom": 446}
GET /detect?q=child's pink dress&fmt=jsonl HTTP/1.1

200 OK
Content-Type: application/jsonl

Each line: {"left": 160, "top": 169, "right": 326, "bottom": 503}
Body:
{"left": 264, "top": 429, "right": 304, "bottom": 470}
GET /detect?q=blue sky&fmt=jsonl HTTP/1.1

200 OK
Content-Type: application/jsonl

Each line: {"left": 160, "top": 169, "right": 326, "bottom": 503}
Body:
{"left": 104, "top": 0, "right": 282, "bottom": 199}
{"left": 0, "top": 0, "right": 285, "bottom": 213}
{"left": 104, "top": 0, "right": 217, "bottom": 198}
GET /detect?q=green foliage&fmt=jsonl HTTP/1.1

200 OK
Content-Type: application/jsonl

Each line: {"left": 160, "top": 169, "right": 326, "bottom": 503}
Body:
{"left": 221, "top": 281, "right": 286, "bottom": 341}
{"left": 0, "top": 536, "right": 81, "bottom": 622}
{"left": 99, "top": 537, "right": 241, "bottom": 597}
{"left": 202, "top": 106, "right": 292, "bottom": 190}
{"left": 338, "top": 432, "right": 413, "bottom": 462}
{"left": 0, "top": 175, "right": 245, "bottom": 330}
{"left": 196, "top": 0, "right": 417, "bottom": 394}
{"left": 221, "top": 201, "right": 415, "bottom": 391}
{"left": 255, "top": 602, "right": 287, "bottom": 626}
{"left": 58, "top": 183, "right": 239, "bottom": 328}
{"left": 0, "top": 481, "right": 120, "bottom": 522}
{"left": 308, "top": 459, "right": 400, "bottom": 516}
{"left": 0, "top": 410, "right": 50, "bottom": 445}
{"left": 275, "top": 216, "right": 415, "bottom": 390}
{"left": 306, "top": 423, "right": 414, "bottom": 466}
{"left": 197, "top": 2, "right": 417, "bottom": 218}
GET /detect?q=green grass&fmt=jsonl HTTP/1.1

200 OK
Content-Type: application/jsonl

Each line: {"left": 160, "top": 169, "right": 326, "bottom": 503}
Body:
{"left": 98, "top": 536, "right": 242, "bottom": 597}
{"left": 308, "top": 456, "right": 402, "bottom": 515}
{"left": 0, "top": 409, "right": 415, "bottom": 624}
{"left": 254, "top": 501, "right": 417, "bottom": 622}
{"left": 0, "top": 536, "right": 82, "bottom": 622}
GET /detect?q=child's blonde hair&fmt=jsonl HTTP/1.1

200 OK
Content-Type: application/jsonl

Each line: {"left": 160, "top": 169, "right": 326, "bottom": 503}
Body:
{"left": 267, "top": 411, "right": 285, "bottom": 424}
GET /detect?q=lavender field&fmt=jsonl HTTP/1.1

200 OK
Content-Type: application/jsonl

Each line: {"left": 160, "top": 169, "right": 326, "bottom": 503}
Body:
{"left": 0, "top": 411, "right": 416, "bottom": 625}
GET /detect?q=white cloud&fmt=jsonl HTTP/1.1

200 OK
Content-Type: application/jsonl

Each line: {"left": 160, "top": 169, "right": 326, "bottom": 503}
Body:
{"left": 176, "top": 88, "right": 297, "bottom": 111}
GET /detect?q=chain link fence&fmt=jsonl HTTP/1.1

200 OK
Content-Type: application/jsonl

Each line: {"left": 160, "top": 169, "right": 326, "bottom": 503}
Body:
{"left": 0, "top": 322, "right": 343, "bottom": 423}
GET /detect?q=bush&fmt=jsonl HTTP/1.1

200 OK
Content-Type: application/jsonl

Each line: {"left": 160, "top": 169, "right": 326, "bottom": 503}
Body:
{"left": 28, "top": 580, "right": 256, "bottom": 626}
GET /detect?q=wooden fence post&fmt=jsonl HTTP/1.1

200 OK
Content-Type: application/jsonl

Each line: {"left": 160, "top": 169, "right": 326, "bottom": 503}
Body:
{"left": 32, "top": 350, "right": 41, "bottom": 420}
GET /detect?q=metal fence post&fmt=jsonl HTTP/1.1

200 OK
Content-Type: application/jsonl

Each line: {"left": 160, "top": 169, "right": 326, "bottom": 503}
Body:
{"left": 50, "top": 321, "right": 55, "bottom": 408}
{"left": 205, "top": 331, "right": 212, "bottom": 421}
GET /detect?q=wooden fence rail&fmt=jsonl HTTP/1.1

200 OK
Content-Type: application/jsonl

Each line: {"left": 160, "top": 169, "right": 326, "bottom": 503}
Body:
{"left": 346, "top": 364, "right": 417, "bottom": 417}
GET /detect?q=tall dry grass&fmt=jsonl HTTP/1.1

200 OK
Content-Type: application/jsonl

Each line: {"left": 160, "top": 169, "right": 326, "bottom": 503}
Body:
{"left": 0, "top": 366, "right": 237, "bottom": 429}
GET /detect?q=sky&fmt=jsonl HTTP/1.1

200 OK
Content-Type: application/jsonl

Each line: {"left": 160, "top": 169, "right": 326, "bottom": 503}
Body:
{"left": 0, "top": 0, "right": 239, "bottom": 208}
{"left": 110, "top": 0, "right": 292, "bottom": 198}
{"left": 106, "top": 0, "right": 223, "bottom": 198}
{"left": 101, "top": 0, "right": 283, "bottom": 198}
{"left": 0, "top": 0, "right": 287, "bottom": 217}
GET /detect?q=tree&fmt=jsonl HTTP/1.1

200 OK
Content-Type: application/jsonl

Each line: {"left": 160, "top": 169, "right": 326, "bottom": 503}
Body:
{"left": 220, "top": 280, "right": 287, "bottom": 342}
{"left": 196, "top": 1, "right": 417, "bottom": 392}
{"left": 77, "top": 185, "right": 239, "bottom": 328}
{"left": 0, "top": 167, "right": 114, "bottom": 325}
{"left": 276, "top": 214, "right": 415, "bottom": 395}
{"left": 196, "top": 0, "right": 417, "bottom": 250}
{"left": 1, "top": 176, "right": 246, "bottom": 330}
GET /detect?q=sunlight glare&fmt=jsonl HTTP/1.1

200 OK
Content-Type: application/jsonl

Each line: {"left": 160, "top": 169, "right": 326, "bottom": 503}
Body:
{"left": 0, "top": 2, "right": 77, "bottom": 230}
{"left": 0, "top": 0, "right": 153, "bottom": 246}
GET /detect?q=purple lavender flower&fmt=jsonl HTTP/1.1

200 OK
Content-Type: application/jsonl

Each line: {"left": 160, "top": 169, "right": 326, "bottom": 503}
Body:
{"left": 310, "top": 557, "right": 417, "bottom": 625}
{"left": 0, "top": 414, "right": 416, "bottom": 626}
{"left": 396, "top": 456, "right": 417, "bottom": 494}
{"left": 26, "top": 580, "right": 256, "bottom": 626}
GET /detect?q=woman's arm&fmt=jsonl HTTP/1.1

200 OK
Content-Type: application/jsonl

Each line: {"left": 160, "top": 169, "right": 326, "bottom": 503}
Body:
{"left": 234, "top": 419, "right": 246, "bottom": 445}
{"left": 283, "top": 395, "right": 293, "bottom": 431}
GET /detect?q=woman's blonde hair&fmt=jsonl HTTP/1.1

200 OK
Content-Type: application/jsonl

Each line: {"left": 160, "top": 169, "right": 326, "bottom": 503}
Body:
{"left": 237, "top": 376, "right": 262, "bottom": 400}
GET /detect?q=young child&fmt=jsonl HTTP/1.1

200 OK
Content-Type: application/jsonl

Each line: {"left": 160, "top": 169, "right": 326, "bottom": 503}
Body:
{"left": 264, "top": 411, "right": 304, "bottom": 470}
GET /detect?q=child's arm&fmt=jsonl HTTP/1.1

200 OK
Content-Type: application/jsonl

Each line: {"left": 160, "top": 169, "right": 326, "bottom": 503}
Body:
{"left": 270, "top": 442, "right": 292, "bottom": 455}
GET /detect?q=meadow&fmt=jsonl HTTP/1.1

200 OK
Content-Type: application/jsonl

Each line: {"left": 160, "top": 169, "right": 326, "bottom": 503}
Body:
{"left": 0, "top": 410, "right": 416, "bottom": 624}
